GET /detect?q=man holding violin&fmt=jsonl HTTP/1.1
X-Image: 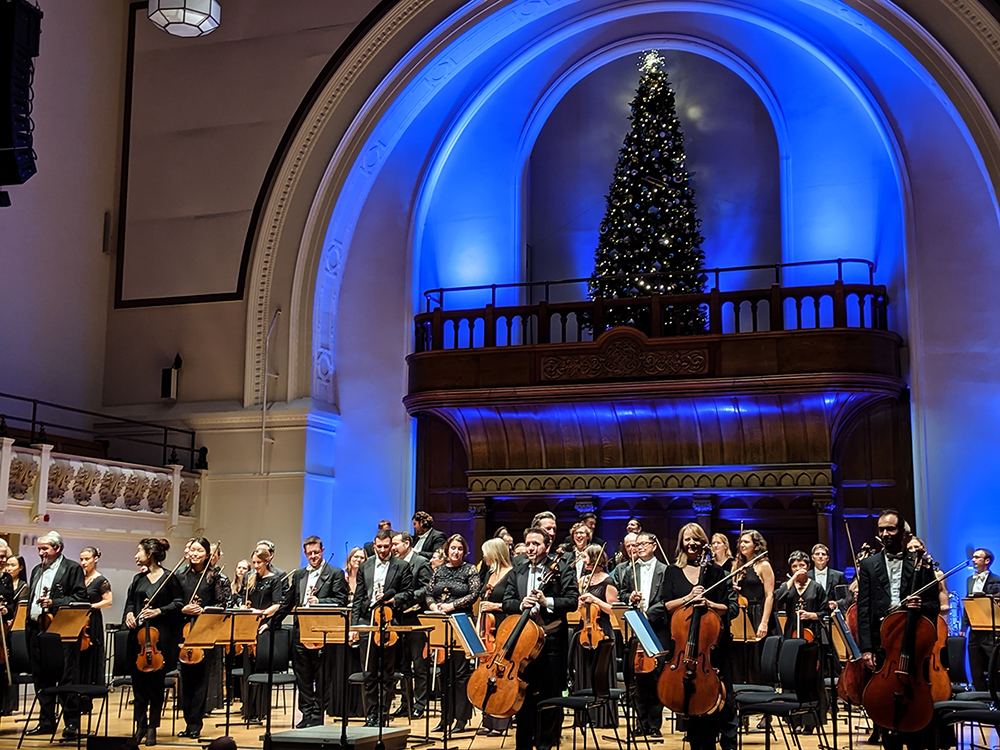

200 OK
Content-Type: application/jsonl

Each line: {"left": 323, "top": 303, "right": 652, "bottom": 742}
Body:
{"left": 390, "top": 531, "right": 432, "bottom": 720}
{"left": 857, "top": 509, "right": 941, "bottom": 750}
{"left": 25, "top": 531, "right": 88, "bottom": 738}
{"left": 501, "top": 526, "right": 577, "bottom": 750}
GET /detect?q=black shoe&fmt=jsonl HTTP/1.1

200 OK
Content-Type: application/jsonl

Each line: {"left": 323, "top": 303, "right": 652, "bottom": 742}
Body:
{"left": 177, "top": 730, "right": 189, "bottom": 738}
{"left": 146, "top": 729, "right": 157, "bottom": 747}
{"left": 364, "top": 717, "right": 379, "bottom": 728}
{"left": 454, "top": 721, "right": 468, "bottom": 733}
{"left": 26, "top": 726, "right": 56, "bottom": 737}
{"left": 63, "top": 725, "right": 80, "bottom": 739}
{"left": 391, "top": 705, "right": 409, "bottom": 719}
{"left": 411, "top": 707, "right": 424, "bottom": 719}
{"left": 431, "top": 722, "right": 450, "bottom": 733}
{"left": 648, "top": 728, "right": 662, "bottom": 737}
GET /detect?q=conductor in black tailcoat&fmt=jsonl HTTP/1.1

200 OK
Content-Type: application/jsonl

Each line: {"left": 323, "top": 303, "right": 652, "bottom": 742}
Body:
{"left": 964, "top": 547, "right": 1000, "bottom": 691}
{"left": 857, "top": 509, "right": 940, "bottom": 750}
{"left": 502, "top": 526, "right": 577, "bottom": 750}
{"left": 279, "top": 535, "right": 348, "bottom": 728}
{"left": 352, "top": 528, "right": 413, "bottom": 727}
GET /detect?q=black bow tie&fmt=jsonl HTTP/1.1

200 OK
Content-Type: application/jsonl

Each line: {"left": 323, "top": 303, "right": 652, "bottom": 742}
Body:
{"left": 885, "top": 551, "right": 905, "bottom": 560}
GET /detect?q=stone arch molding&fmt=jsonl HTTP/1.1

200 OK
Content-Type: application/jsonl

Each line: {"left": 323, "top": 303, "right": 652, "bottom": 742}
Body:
{"left": 242, "top": 0, "right": 1000, "bottom": 409}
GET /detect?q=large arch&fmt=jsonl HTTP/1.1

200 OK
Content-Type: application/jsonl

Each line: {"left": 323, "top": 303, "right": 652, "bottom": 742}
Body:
{"left": 245, "top": 0, "right": 1000, "bottom": 563}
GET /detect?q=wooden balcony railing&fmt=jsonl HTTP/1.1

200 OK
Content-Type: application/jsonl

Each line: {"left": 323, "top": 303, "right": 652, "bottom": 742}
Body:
{"left": 415, "top": 279, "right": 888, "bottom": 353}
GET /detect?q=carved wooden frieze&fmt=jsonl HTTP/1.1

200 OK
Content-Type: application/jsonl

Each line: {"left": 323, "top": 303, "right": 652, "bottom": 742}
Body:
{"left": 8, "top": 453, "right": 39, "bottom": 499}
{"left": 541, "top": 339, "right": 708, "bottom": 381}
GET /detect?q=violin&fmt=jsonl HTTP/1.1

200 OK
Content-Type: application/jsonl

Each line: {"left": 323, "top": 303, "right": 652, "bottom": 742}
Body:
{"left": 135, "top": 556, "right": 185, "bottom": 673}
{"left": 657, "top": 549, "right": 725, "bottom": 716}
{"left": 577, "top": 544, "right": 609, "bottom": 650}
{"left": 178, "top": 596, "right": 205, "bottom": 665}
{"left": 794, "top": 600, "right": 815, "bottom": 642}
{"left": 37, "top": 586, "right": 53, "bottom": 632}
{"left": 862, "top": 552, "right": 938, "bottom": 733}
{"left": 468, "top": 560, "right": 558, "bottom": 717}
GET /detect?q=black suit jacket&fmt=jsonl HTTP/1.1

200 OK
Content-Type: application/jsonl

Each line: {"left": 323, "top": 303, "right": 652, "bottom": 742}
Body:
{"left": 618, "top": 558, "right": 669, "bottom": 618}
{"left": 396, "top": 553, "right": 433, "bottom": 625}
{"left": 857, "top": 550, "right": 940, "bottom": 654}
{"left": 501, "top": 555, "right": 578, "bottom": 626}
{"left": 278, "top": 562, "right": 348, "bottom": 630}
{"left": 351, "top": 555, "right": 413, "bottom": 626}
{"left": 413, "top": 529, "right": 448, "bottom": 560}
{"left": 962, "top": 570, "right": 1000, "bottom": 629}
{"left": 808, "top": 567, "right": 848, "bottom": 603}
{"left": 27, "top": 555, "right": 88, "bottom": 621}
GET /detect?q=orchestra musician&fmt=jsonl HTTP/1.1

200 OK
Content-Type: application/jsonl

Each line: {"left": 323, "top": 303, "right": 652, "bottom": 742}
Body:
{"left": 501, "top": 526, "right": 577, "bottom": 750}
{"left": 229, "top": 559, "right": 249, "bottom": 607}
{"left": 907, "top": 537, "right": 951, "bottom": 613}
{"left": 254, "top": 540, "right": 288, "bottom": 596}
{"left": 655, "top": 523, "right": 739, "bottom": 750}
{"left": 123, "top": 538, "right": 184, "bottom": 746}
{"left": 390, "top": 531, "right": 432, "bottom": 720}
{"left": 0, "top": 542, "right": 15, "bottom": 715}
{"left": 6, "top": 553, "right": 28, "bottom": 602}
{"left": 426, "top": 533, "right": 481, "bottom": 734}
{"left": 710, "top": 533, "right": 734, "bottom": 574}
{"left": 857, "top": 509, "right": 940, "bottom": 750}
{"left": 78, "top": 547, "right": 112, "bottom": 716}
{"left": 365, "top": 521, "right": 395, "bottom": 557}
{"left": 412, "top": 512, "right": 447, "bottom": 560}
{"left": 278, "top": 535, "right": 347, "bottom": 729}
{"left": 351, "top": 528, "right": 413, "bottom": 728}
{"left": 617, "top": 531, "right": 668, "bottom": 737}
{"left": 571, "top": 544, "right": 619, "bottom": 728}
{"left": 731, "top": 529, "right": 776, "bottom": 685}
{"left": 964, "top": 548, "right": 1000, "bottom": 691}
{"left": 242, "top": 547, "right": 283, "bottom": 724}
{"left": 562, "top": 522, "right": 592, "bottom": 579}
{"left": 478, "top": 537, "right": 514, "bottom": 737}
{"left": 561, "top": 512, "right": 606, "bottom": 551}
{"left": 611, "top": 533, "right": 638, "bottom": 589}
{"left": 176, "top": 537, "right": 229, "bottom": 738}
{"left": 24, "top": 531, "right": 88, "bottom": 739}
{"left": 807, "top": 543, "right": 847, "bottom": 607}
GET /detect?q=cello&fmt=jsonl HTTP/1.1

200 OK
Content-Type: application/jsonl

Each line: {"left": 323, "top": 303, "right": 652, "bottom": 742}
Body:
{"left": 467, "top": 559, "right": 559, "bottom": 718}
{"left": 657, "top": 549, "right": 724, "bottom": 716}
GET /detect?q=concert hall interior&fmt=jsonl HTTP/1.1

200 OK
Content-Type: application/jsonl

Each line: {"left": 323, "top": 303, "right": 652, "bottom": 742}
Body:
{"left": 2, "top": 2, "right": 1000, "bottom": 743}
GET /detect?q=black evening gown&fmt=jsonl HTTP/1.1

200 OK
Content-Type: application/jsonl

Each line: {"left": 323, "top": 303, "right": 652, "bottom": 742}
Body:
{"left": 570, "top": 576, "right": 618, "bottom": 728}
{"left": 241, "top": 574, "right": 281, "bottom": 722}
{"left": 78, "top": 575, "right": 110, "bottom": 712}
{"left": 732, "top": 565, "right": 774, "bottom": 685}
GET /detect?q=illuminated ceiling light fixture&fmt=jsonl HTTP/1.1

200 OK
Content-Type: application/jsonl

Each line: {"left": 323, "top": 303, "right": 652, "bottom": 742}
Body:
{"left": 148, "top": 0, "right": 221, "bottom": 38}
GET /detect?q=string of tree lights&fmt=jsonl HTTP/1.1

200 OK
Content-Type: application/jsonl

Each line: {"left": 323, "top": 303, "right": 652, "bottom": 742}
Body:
{"left": 588, "top": 51, "right": 708, "bottom": 334}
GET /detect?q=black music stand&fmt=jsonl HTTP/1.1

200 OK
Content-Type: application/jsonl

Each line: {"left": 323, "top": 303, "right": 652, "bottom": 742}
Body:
{"left": 621, "top": 609, "right": 664, "bottom": 750}
{"left": 207, "top": 608, "right": 259, "bottom": 740}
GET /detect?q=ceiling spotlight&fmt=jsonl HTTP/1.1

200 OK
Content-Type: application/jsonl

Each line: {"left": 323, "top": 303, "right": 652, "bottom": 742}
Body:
{"left": 148, "top": 0, "right": 221, "bottom": 38}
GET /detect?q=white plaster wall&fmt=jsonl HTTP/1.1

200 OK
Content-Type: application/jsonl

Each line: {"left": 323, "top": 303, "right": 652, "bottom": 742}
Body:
{"left": 0, "top": 0, "right": 125, "bottom": 411}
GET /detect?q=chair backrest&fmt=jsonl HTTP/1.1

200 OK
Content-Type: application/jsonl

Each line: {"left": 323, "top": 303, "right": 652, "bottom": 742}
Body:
{"left": 777, "top": 638, "right": 820, "bottom": 704}
{"left": 945, "top": 636, "right": 968, "bottom": 685}
{"left": 777, "top": 637, "right": 803, "bottom": 692}
{"left": 760, "top": 635, "right": 782, "bottom": 685}
{"left": 9, "top": 629, "right": 31, "bottom": 674}
{"left": 111, "top": 629, "right": 131, "bottom": 678}
{"left": 989, "top": 638, "right": 1000, "bottom": 704}
{"left": 254, "top": 627, "right": 291, "bottom": 674}
{"left": 590, "top": 640, "right": 616, "bottom": 698}
{"left": 38, "top": 632, "right": 66, "bottom": 685}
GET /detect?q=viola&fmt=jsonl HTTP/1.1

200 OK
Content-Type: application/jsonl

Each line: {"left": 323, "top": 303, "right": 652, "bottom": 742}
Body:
{"left": 468, "top": 561, "right": 557, "bottom": 718}
{"left": 37, "top": 586, "right": 53, "bottom": 632}
{"left": 178, "top": 620, "right": 205, "bottom": 665}
{"left": 862, "top": 553, "right": 937, "bottom": 733}
{"left": 633, "top": 645, "right": 658, "bottom": 674}
{"left": 577, "top": 549, "right": 609, "bottom": 650}
{"left": 370, "top": 603, "right": 397, "bottom": 648}
{"left": 137, "top": 617, "right": 165, "bottom": 673}
{"left": 794, "top": 600, "right": 815, "bottom": 643}
{"left": 657, "top": 550, "right": 725, "bottom": 717}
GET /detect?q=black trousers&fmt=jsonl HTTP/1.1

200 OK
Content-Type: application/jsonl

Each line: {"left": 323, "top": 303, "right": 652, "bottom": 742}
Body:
{"left": 634, "top": 667, "right": 663, "bottom": 732}
{"left": 26, "top": 623, "right": 80, "bottom": 729}
{"left": 179, "top": 660, "right": 208, "bottom": 733}
{"left": 439, "top": 651, "right": 472, "bottom": 725}
{"left": 394, "top": 630, "right": 429, "bottom": 712}
{"left": 516, "top": 639, "right": 565, "bottom": 750}
{"left": 132, "top": 667, "right": 169, "bottom": 731}
{"left": 292, "top": 641, "right": 329, "bottom": 723}
{"left": 687, "top": 681, "right": 738, "bottom": 750}
{"left": 967, "top": 630, "right": 996, "bottom": 692}
{"left": 363, "top": 637, "right": 397, "bottom": 721}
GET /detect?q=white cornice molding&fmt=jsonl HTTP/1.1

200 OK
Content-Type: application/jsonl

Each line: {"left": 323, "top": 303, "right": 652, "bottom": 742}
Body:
{"left": 97, "top": 399, "right": 339, "bottom": 434}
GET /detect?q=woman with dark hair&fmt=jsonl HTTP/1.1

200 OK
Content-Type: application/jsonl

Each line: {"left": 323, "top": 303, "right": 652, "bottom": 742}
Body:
{"left": 241, "top": 547, "right": 283, "bottom": 724}
{"left": 124, "top": 538, "right": 184, "bottom": 746}
{"left": 6, "top": 555, "right": 28, "bottom": 600}
{"left": 330, "top": 547, "right": 367, "bottom": 720}
{"left": 426, "top": 533, "right": 481, "bottom": 734}
{"left": 731, "top": 529, "right": 776, "bottom": 686}
{"left": 78, "top": 547, "right": 112, "bottom": 713}
{"left": 0, "top": 542, "right": 16, "bottom": 717}
{"left": 176, "top": 537, "right": 228, "bottom": 738}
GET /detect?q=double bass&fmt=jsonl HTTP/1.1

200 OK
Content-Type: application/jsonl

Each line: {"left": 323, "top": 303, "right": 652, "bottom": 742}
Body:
{"left": 467, "top": 559, "right": 559, "bottom": 718}
{"left": 657, "top": 550, "right": 725, "bottom": 716}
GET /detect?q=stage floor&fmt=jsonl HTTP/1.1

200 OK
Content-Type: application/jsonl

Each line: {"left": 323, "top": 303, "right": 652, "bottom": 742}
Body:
{"left": 0, "top": 694, "right": 996, "bottom": 750}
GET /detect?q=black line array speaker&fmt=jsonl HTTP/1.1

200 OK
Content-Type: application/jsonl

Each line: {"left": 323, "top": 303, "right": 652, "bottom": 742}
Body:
{"left": 0, "top": 0, "right": 42, "bottom": 186}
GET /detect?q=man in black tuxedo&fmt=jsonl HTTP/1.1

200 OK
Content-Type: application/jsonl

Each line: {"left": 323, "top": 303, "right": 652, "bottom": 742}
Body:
{"left": 391, "top": 531, "right": 433, "bottom": 718}
{"left": 808, "top": 543, "right": 848, "bottom": 606}
{"left": 279, "top": 535, "right": 348, "bottom": 728}
{"left": 857, "top": 509, "right": 940, "bottom": 750}
{"left": 25, "top": 530, "right": 88, "bottom": 737}
{"left": 411, "top": 512, "right": 447, "bottom": 560}
{"left": 351, "top": 528, "right": 413, "bottom": 727}
{"left": 617, "top": 531, "right": 669, "bottom": 736}
{"left": 964, "top": 547, "right": 1000, "bottom": 691}
{"left": 501, "top": 526, "right": 577, "bottom": 750}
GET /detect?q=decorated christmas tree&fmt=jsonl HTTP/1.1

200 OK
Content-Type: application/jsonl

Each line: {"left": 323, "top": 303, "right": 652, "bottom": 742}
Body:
{"left": 589, "top": 51, "right": 707, "bottom": 334}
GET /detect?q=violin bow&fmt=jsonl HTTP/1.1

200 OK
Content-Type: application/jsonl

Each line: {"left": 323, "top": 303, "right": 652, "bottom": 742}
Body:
{"left": 695, "top": 551, "right": 769, "bottom": 601}
{"left": 146, "top": 555, "right": 187, "bottom": 612}
{"left": 580, "top": 543, "right": 608, "bottom": 595}
{"left": 845, "top": 520, "right": 860, "bottom": 571}
{"left": 892, "top": 558, "right": 970, "bottom": 608}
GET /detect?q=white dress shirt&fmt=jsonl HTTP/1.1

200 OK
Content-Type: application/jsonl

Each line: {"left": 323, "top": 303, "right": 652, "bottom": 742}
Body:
{"left": 303, "top": 562, "right": 324, "bottom": 606}
{"left": 814, "top": 567, "right": 829, "bottom": 595}
{"left": 30, "top": 555, "right": 64, "bottom": 621}
{"left": 637, "top": 558, "right": 657, "bottom": 612}
{"left": 972, "top": 571, "right": 989, "bottom": 594}
{"left": 887, "top": 555, "right": 903, "bottom": 607}
{"left": 370, "top": 558, "right": 390, "bottom": 607}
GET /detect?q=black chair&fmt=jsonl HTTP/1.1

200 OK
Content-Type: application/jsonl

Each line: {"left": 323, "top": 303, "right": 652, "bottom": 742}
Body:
{"left": 17, "top": 632, "right": 109, "bottom": 750}
{"left": 246, "top": 628, "right": 296, "bottom": 726}
{"left": 8, "top": 629, "right": 36, "bottom": 709}
{"left": 537, "top": 640, "right": 623, "bottom": 750}
{"left": 940, "top": 645, "right": 1000, "bottom": 743}
{"left": 109, "top": 630, "right": 132, "bottom": 719}
{"left": 734, "top": 636, "right": 782, "bottom": 695}
{"left": 738, "top": 639, "right": 823, "bottom": 750}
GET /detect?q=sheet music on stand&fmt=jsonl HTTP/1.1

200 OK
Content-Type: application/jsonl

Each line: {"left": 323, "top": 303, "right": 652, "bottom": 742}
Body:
{"left": 623, "top": 608, "right": 666, "bottom": 657}
{"left": 449, "top": 613, "right": 489, "bottom": 659}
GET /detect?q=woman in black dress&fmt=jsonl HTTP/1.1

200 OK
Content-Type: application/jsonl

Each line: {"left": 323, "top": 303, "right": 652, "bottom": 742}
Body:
{"left": 329, "top": 547, "right": 367, "bottom": 720}
{"left": 731, "top": 529, "right": 775, "bottom": 685}
{"left": 0, "top": 542, "right": 16, "bottom": 717}
{"left": 571, "top": 544, "right": 619, "bottom": 728}
{"left": 177, "top": 537, "right": 229, "bottom": 738}
{"left": 241, "top": 547, "right": 282, "bottom": 723}
{"left": 426, "top": 533, "right": 481, "bottom": 734}
{"left": 123, "top": 538, "right": 184, "bottom": 746}
{"left": 2, "top": 552, "right": 27, "bottom": 715}
{"left": 710, "top": 533, "right": 734, "bottom": 574}
{"left": 477, "top": 538, "right": 514, "bottom": 736}
{"left": 79, "top": 547, "right": 112, "bottom": 713}
{"left": 658, "top": 523, "right": 739, "bottom": 750}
